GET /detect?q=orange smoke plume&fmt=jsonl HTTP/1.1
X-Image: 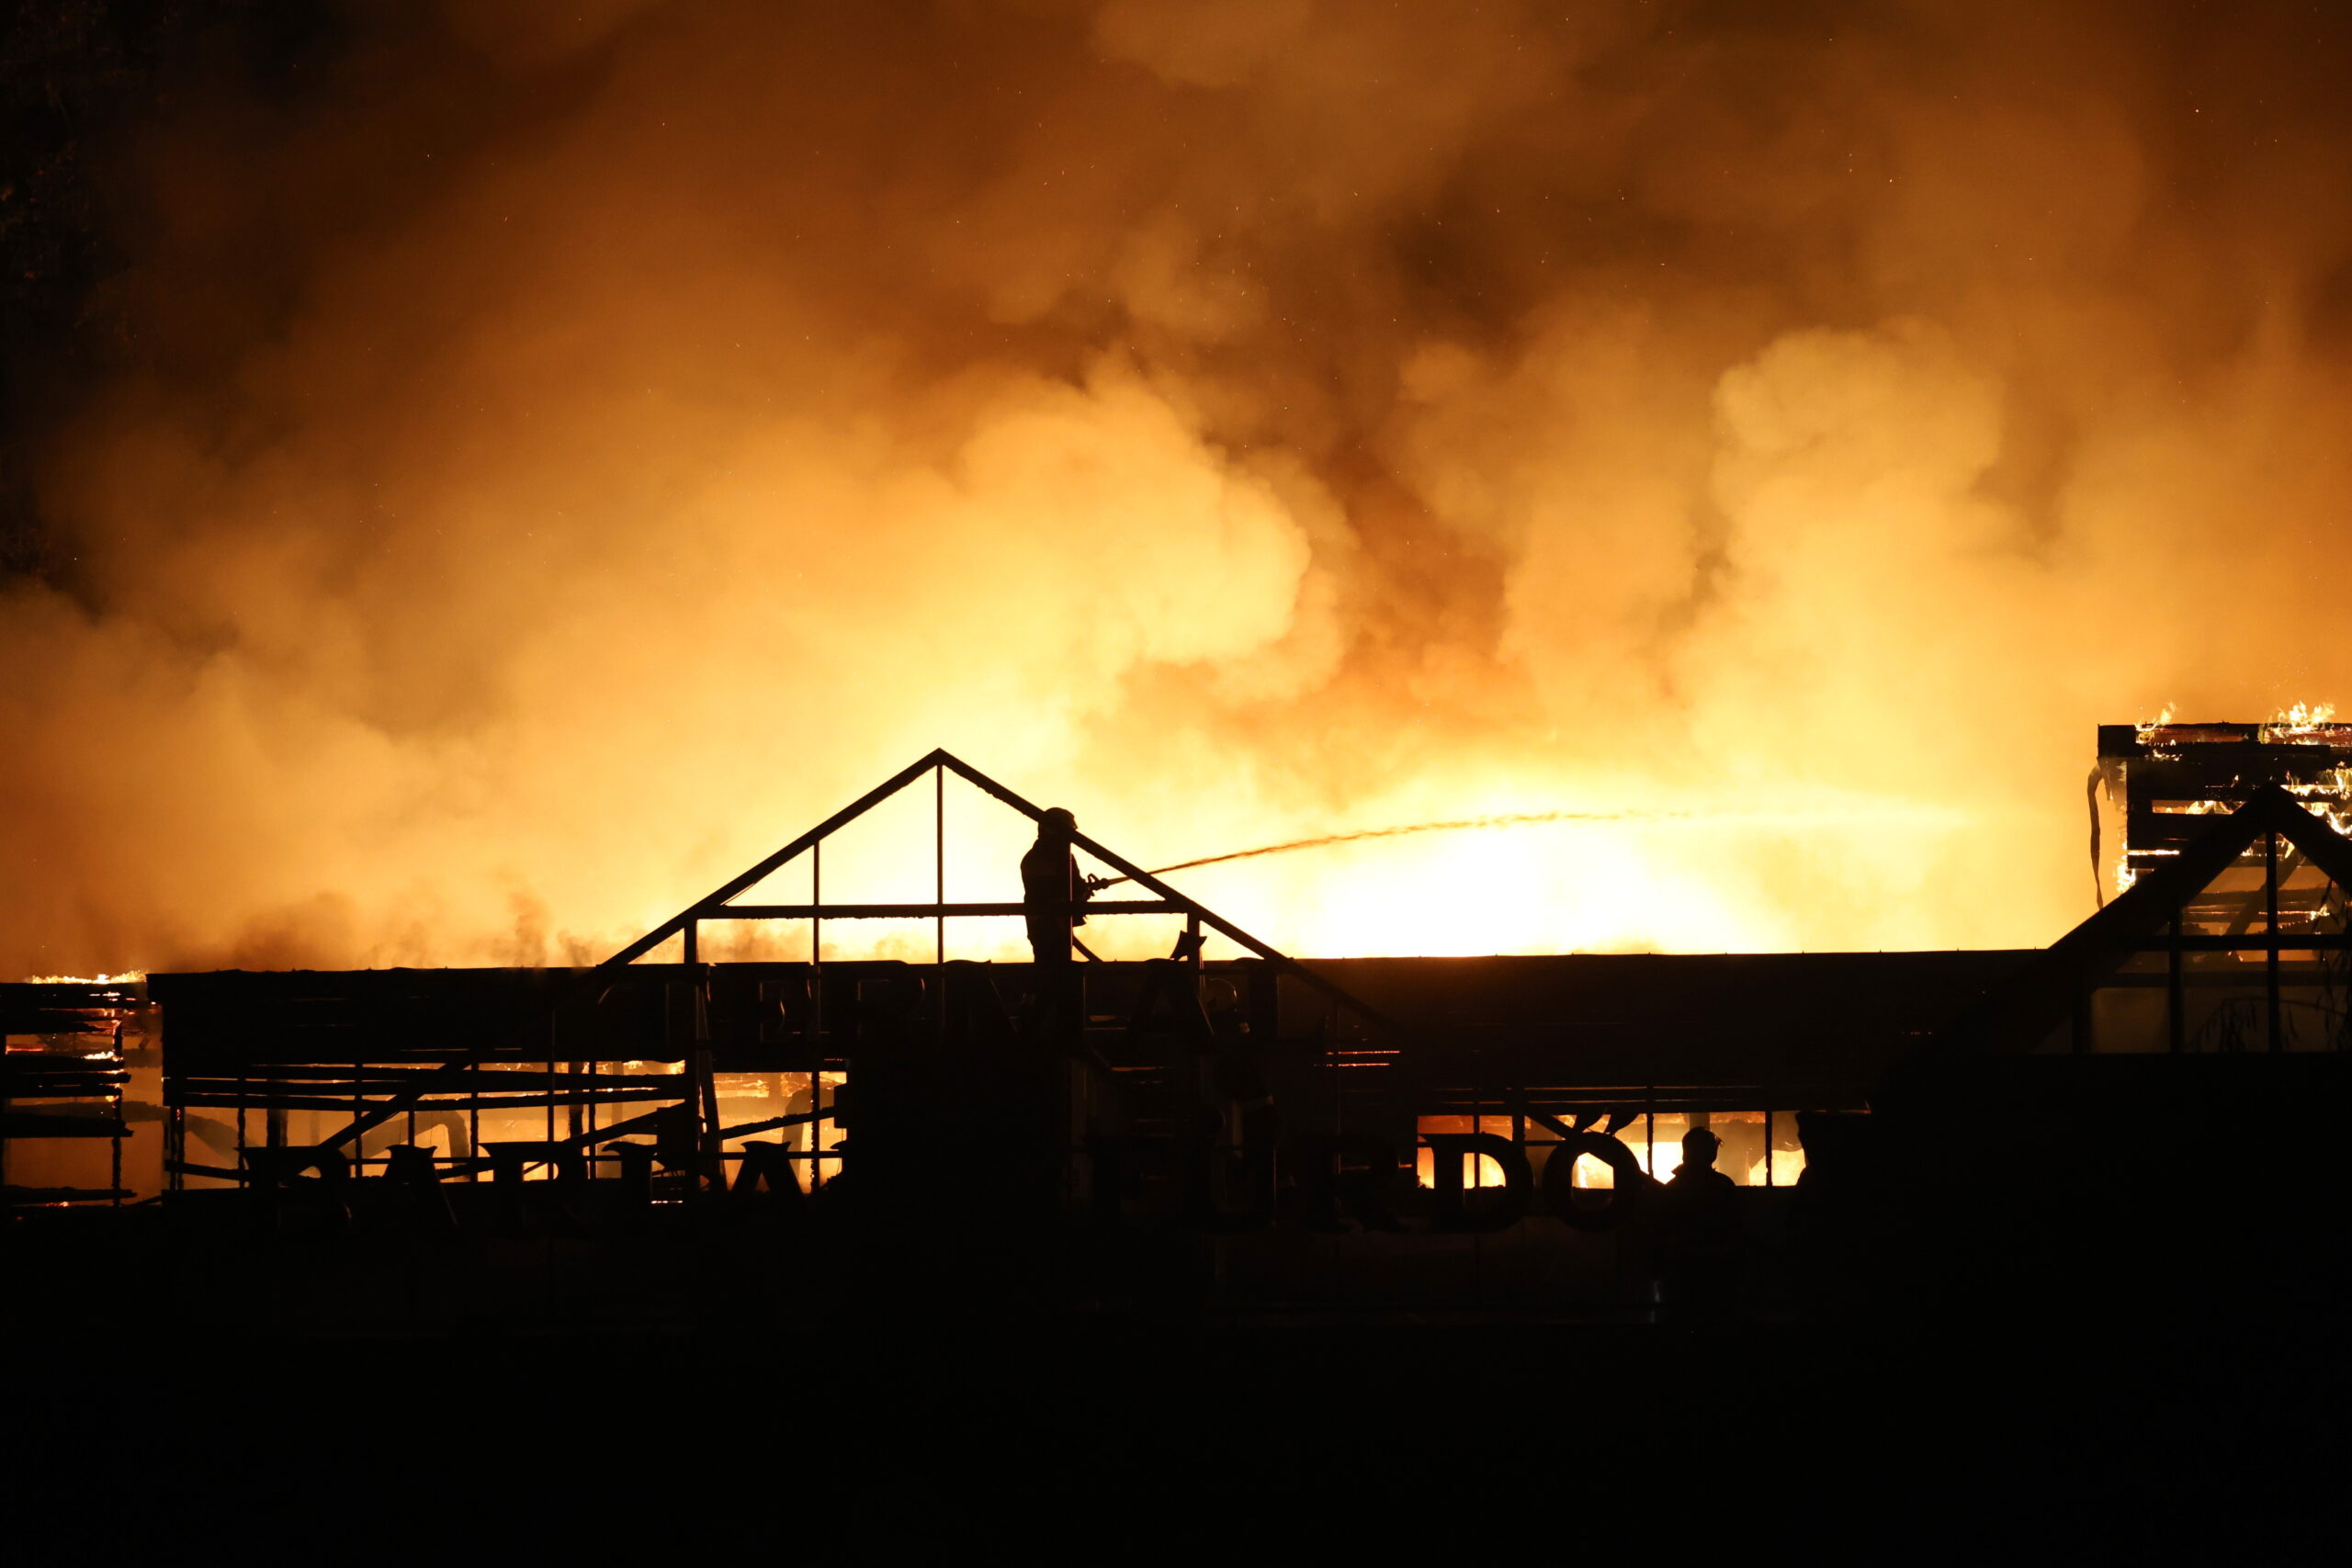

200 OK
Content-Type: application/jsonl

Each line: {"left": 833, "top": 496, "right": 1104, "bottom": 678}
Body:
{"left": 5, "top": 1, "right": 2349, "bottom": 972}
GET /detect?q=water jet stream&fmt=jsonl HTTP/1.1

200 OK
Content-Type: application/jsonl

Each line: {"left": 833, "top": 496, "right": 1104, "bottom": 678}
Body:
{"left": 1091, "top": 799, "right": 1951, "bottom": 888}
{"left": 1097, "top": 807, "right": 1711, "bottom": 886}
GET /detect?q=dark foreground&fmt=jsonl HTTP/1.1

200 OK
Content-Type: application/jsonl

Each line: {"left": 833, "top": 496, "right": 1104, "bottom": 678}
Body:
{"left": 8, "top": 1210, "right": 2342, "bottom": 1560}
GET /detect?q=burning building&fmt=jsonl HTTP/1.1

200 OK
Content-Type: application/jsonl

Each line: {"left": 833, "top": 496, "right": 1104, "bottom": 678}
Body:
{"left": 0, "top": 979, "right": 150, "bottom": 1206}
{"left": 2096, "top": 707, "right": 2352, "bottom": 899}
{"left": 11, "top": 13, "right": 2352, "bottom": 1548}
{"left": 68, "top": 730, "right": 2339, "bottom": 1321}
{"left": 2079, "top": 712, "right": 2352, "bottom": 1052}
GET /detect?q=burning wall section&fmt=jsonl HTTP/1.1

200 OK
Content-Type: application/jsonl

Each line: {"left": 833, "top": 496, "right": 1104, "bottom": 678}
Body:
{"left": 2, "top": 980, "right": 150, "bottom": 1206}
{"left": 2098, "top": 716, "right": 2352, "bottom": 898}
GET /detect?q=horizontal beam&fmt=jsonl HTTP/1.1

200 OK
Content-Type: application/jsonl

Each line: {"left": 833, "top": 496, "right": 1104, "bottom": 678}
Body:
{"left": 713, "top": 1104, "right": 836, "bottom": 1142}
{"left": 1, "top": 1081, "right": 129, "bottom": 1098}
{"left": 2079, "top": 968, "right": 2351, "bottom": 988}
{"left": 164, "top": 1159, "right": 245, "bottom": 1181}
{"left": 568, "top": 1106, "right": 671, "bottom": 1150}
{"left": 171, "top": 1068, "right": 684, "bottom": 1091}
{"left": 4, "top": 1185, "right": 134, "bottom": 1203}
{"left": 703, "top": 900, "right": 1179, "bottom": 920}
{"left": 171, "top": 1088, "right": 685, "bottom": 1113}
{"left": 2132, "top": 935, "right": 2352, "bottom": 952}
{"left": 1, "top": 1113, "right": 126, "bottom": 1138}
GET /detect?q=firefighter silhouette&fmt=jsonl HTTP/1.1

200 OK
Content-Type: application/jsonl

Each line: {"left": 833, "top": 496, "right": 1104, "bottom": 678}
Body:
{"left": 1656, "top": 1125, "right": 1744, "bottom": 1315}
{"left": 1021, "top": 807, "right": 1095, "bottom": 964}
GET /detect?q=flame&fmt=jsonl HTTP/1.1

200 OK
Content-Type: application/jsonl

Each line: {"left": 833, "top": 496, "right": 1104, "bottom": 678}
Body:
{"left": 2269, "top": 701, "right": 2339, "bottom": 732}
{"left": 2283, "top": 772, "right": 2352, "bottom": 838}
{"left": 1419, "top": 1114, "right": 1803, "bottom": 1193}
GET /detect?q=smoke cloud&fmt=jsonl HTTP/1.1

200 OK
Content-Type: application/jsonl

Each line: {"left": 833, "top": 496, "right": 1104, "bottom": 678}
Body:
{"left": 6, "top": 0, "right": 2351, "bottom": 972}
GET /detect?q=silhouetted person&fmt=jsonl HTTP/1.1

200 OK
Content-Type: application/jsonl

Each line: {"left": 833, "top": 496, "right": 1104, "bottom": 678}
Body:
{"left": 1021, "top": 807, "right": 1094, "bottom": 1051}
{"left": 1656, "top": 1126, "right": 1744, "bottom": 1317}
{"left": 1787, "top": 1110, "right": 1882, "bottom": 1318}
{"left": 1021, "top": 807, "right": 1092, "bottom": 964}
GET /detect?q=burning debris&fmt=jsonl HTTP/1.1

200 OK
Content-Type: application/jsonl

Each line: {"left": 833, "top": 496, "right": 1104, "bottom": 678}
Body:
{"left": 0, "top": 978, "right": 147, "bottom": 1205}
{"left": 2097, "top": 705, "right": 2352, "bottom": 899}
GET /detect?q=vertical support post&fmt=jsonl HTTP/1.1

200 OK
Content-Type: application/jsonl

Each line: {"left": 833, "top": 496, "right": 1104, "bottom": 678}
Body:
{"left": 546, "top": 1010, "right": 557, "bottom": 1153}
{"left": 1765, "top": 1109, "right": 1774, "bottom": 1189}
{"left": 682, "top": 918, "right": 710, "bottom": 1186}
{"left": 1185, "top": 908, "right": 1208, "bottom": 1183}
{"left": 1470, "top": 1066, "right": 1484, "bottom": 1297}
{"left": 690, "top": 964, "right": 719, "bottom": 1191}
{"left": 1329, "top": 992, "right": 1340, "bottom": 1140}
{"left": 564, "top": 980, "right": 582, "bottom": 1146}
{"left": 809, "top": 841, "right": 823, "bottom": 1191}
{"left": 936, "top": 762, "right": 947, "bottom": 1045}
{"left": 808, "top": 1072, "right": 825, "bottom": 1191}
{"left": 2167, "top": 904, "right": 2186, "bottom": 1055}
{"left": 2266, "top": 830, "right": 2282, "bottom": 1052}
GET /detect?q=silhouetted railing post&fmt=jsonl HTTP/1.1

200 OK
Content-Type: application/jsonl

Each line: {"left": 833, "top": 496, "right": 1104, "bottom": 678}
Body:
{"left": 2267, "top": 830, "right": 2282, "bottom": 1050}
{"left": 936, "top": 761, "right": 946, "bottom": 1047}
{"left": 810, "top": 840, "right": 824, "bottom": 1191}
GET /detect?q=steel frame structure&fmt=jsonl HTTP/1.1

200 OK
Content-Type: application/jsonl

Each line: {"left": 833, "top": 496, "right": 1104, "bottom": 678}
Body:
{"left": 2, "top": 981, "right": 141, "bottom": 1206}
{"left": 164, "top": 750, "right": 1403, "bottom": 1196}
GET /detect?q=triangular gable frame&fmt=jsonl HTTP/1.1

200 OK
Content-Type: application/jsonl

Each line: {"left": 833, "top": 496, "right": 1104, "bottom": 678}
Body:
{"left": 600, "top": 749, "right": 1406, "bottom": 1036}
{"left": 1938, "top": 784, "right": 2352, "bottom": 1053}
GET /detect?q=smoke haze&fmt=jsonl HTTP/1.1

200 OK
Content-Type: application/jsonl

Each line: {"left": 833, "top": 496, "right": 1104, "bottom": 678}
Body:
{"left": 6, "top": 0, "right": 2350, "bottom": 972}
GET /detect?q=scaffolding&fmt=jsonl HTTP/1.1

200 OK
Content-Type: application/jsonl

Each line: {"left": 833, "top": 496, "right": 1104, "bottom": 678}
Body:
{"left": 156, "top": 750, "right": 1405, "bottom": 1201}
{"left": 2096, "top": 718, "right": 2352, "bottom": 899}
{"left": 2, "top": 979, "right": 142, "bottom": 1207}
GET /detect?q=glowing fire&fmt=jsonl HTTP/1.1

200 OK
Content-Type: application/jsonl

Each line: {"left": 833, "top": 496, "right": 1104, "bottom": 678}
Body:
{"left": 2285, "top": 774, "right": 2352, "bottom": 838}
{"left": 2267, "top": 701, "right": 2340, "bottom": 735}
{"left": 9, "top": 7, "right": 2352, "bottom": 981}
{"left": 1417, "top": 1114, "right": 1805, "bottom": 1192}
